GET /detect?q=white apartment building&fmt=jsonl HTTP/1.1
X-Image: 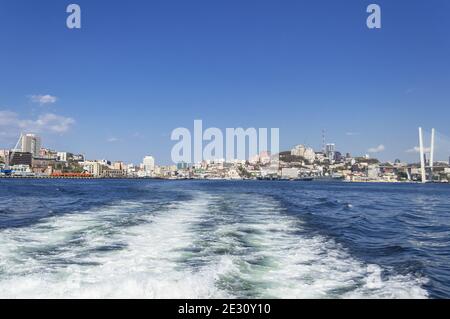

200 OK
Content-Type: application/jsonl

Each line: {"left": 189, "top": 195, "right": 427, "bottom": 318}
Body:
{"left": 326, "top": 143, "right": 336, "bottom": 160}
{"left": 82, "top": 161, "right": 103, "bottom": 177}
{"left": 21, "top": 134, "right": 41, "bottom": 157}
{"left": 143, "top": 156, "right": 155, "bottom": 173}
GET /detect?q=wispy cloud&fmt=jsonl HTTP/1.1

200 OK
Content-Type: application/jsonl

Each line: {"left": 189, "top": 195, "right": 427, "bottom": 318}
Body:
{"left": 368, "top": 144, "right": 385, "bottom": 153}
{"left": 0, "top": 110, "right": 75, "bottom": 134}
{"left": 346, "top": 132, "right": 360, "bottom": 136}
{"left": 30, "top": 94, "right": 58, "bottom": 105}
{"left": 107, "top": 137, "right": 120, "bottom": 143}
{"left": 406, "top": 146, "right": 431, "bottom": 153}
{"left": 34, "top": 113, "right": 75, "bottom": 133}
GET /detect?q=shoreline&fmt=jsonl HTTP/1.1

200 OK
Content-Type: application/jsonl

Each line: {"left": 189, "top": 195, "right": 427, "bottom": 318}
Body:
{"left": 0, "top": 176, "right": 443, "bottom": 184}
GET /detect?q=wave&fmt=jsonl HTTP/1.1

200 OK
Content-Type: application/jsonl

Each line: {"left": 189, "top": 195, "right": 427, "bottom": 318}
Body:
{"left": 181, "top": 194, "right": 428, "bottom": 299}
{"left": 0, "top": 191, "right": 428, "bottom": 299}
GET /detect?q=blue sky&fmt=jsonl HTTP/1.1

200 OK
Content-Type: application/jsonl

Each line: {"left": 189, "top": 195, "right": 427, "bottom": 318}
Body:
{"left": 1, "top": 0, "right": 449, "bottom": 164}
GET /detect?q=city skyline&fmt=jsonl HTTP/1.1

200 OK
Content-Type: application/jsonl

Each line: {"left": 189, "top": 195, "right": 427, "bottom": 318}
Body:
{"left": 1, "top": 1, "right": 450, "bottom": 164}
{"left": 2, "top": 127, "right": 446, "bottom": 166}
{"left": 1, "top": 124, "right": 449, "bottom": 167}
{"left": 2, "top": 128, "right": 448, "bottom": 183}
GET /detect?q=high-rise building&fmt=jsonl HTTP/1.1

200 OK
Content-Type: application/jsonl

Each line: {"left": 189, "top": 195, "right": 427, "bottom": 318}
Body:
{"left": 325, "top": 143, "right": 335, "bottom": 160}
{"left": 143, "top": 156, "right": 155, "bottom": 173}
{"left": 21, "top": 134, "right": 41, "bottom": 157}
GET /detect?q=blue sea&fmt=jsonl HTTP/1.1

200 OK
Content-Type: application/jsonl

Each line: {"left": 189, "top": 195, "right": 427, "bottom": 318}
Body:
{"left": 0, "top": 179, "right": 449, "bottom": 299}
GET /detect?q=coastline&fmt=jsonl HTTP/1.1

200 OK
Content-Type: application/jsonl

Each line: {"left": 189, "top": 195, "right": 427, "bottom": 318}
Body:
{"left": 0, "top": 175, "right": 438, "bottom": 184}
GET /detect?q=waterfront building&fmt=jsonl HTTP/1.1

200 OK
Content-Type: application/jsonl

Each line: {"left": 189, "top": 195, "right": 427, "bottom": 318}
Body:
{"left": 8, "top": 152, "right": 32, "bottom": 166}
{"left": 113, "top": 161, "right": 124, "bottom": 170}
{"left": 143, "top": 156, "right": 155, "bottom": 173}
{"left": 21, "top": 134, "right": 41, "bottom": 157}
{"left": 368, "top": 165, "right": 380, "bottom": 180}
{"left": 281, "top": 168, "right": 299, "bottom": 179}
{"left": 260, "top": 167, "right": 279, "bottom": 179}
{"left": 102, "top": 168, "right": 126, "bottom": 178}
{"left": 11, "top": 165, "right": 33, "bottom": 177}
{"left": 31, "top": 157, "right": 57, "bottom": 173}
{"left": 83, "top": 161, "right": 103, "bottom": 177}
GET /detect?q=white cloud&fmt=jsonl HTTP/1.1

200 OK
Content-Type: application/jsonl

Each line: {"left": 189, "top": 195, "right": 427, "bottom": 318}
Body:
{"left": 406, "top": 146, "right": 431, "bottom": 153}
{"left": 30, "top": 94, "right": 58, "bottom": 105}
{"left": 0, "top": 110, "right": 75, "bottom": 135}
{"left": 346, "top": 132, "right": 360, "bottom": 136}
{"left": 368, "top": 144, "right": 385, "bottom": 153}
{"left": 107, "top": 137, "right": 120, "bottom": 143}
{"left": 34, "top": 113, "right": 75, "bottom": 133}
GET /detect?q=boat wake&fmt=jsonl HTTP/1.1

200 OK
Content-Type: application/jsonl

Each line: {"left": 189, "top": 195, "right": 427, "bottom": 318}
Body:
{"left": 0, "top": 190, "right": 428, "bottom": 298}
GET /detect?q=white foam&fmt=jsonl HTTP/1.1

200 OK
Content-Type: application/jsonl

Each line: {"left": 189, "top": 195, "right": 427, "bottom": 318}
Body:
{"left": 193, "top": 195, "right": 429, "bottom": 299}
{"left": 0, "top": 192, "right": 429, "bottom": 299}
{"left": 0, "top": 195, "right": 231, "bottom": 298}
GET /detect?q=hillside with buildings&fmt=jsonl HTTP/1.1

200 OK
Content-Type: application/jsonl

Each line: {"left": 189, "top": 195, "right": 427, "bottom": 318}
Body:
{"left": 1, "top": 133, "right": 449, "bottom": 183}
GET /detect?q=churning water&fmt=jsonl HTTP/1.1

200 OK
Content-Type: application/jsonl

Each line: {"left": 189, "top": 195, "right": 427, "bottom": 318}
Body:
{"left": 1, "top": 179, "right": 449, "bottom": 298}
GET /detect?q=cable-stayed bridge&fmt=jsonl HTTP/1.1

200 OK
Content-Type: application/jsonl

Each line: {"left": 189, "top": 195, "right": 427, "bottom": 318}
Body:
{"left": 417, "top": 127, "right": 450, "bottom": 183}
